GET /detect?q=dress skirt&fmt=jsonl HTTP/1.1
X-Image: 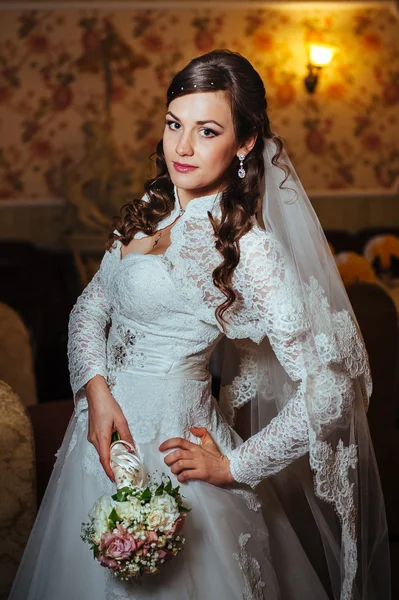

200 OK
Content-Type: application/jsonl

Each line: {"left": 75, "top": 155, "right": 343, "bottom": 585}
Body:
{"left": 8, "top": 371, "right": 331, "bottom": 600}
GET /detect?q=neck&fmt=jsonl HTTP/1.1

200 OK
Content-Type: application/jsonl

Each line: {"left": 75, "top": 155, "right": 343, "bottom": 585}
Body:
{"left": 176, "top": 182, "right": 226, "bottom": 210}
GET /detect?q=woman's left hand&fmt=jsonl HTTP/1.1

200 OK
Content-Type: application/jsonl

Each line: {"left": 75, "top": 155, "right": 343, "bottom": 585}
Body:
{"left": 159, "top": 427, "right": 235, "bottom": 486}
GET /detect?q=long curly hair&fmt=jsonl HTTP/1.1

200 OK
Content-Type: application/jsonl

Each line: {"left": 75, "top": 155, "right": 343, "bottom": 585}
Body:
{"left": 107, "top": 49, "right": 287, "bottom": 329}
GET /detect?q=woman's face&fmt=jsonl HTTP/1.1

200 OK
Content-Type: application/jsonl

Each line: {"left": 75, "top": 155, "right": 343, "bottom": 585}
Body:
{"left": 163, "top": 91, "right": 252, "bottom": 203}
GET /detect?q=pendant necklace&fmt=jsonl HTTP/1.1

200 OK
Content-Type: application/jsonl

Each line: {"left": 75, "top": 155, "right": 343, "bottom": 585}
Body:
{"left": 152, "top": 205, "right": 185, "bottom": 249}
{"left": 152, "top": 231, "right": 162, "bottom": 249}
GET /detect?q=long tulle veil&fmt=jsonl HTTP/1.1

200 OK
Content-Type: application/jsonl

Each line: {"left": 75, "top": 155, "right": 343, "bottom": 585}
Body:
{"left": 217, "top": 137, "right": 391, "bottom": 599}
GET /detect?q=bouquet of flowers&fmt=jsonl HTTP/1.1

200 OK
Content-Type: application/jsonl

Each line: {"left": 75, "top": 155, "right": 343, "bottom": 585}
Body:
{"left": 81, "top": 432, "right": 190, "bottom": 580}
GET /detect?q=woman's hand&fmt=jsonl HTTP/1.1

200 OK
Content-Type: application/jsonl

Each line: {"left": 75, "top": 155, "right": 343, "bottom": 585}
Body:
{"left": 86, "top": 375, "right": 135, "bottom": 483}
{"left": 159, "top": 427, "right": 235, "bottom": 486}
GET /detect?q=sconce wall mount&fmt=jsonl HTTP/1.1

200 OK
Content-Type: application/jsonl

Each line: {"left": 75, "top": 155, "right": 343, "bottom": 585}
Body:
{"left": 304, "top": 43, "right": 338, "bottom": 94}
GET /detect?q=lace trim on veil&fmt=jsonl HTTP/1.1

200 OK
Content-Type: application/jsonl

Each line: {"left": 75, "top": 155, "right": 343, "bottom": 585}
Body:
{"left": 233, "top": 533, "right": 266, "bottom": 600}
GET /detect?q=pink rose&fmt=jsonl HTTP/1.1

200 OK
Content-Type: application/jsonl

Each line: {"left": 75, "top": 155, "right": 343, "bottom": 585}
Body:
{"left": 135, "top": 537, "right": 145, "bottom": 549}
{"left": 98, "top": 553, "right": 120, "bottom": 569}
{"left": 145, "top": 530, "right": 158, "bottom": 544}
{"left": 99, "top": 523, "right": 136, "bottom": 560}
{"left": 167, "top": 515, "right": 184, "bottom": 535}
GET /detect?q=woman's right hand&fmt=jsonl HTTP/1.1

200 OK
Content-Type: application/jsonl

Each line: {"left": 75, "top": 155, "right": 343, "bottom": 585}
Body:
{"left": 85, "top": 375, "right": 135, "bottom": 482}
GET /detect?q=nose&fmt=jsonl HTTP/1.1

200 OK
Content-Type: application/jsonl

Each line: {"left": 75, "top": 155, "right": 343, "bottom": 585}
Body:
{"left": 175, "top": 131, "right": 194, "bottom": 157}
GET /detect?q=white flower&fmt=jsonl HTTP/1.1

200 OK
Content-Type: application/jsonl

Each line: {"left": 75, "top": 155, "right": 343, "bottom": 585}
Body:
{"left": 115, "top": 497, "right": 143, "bottom": 523}
{"left": 147, "top": 492, "right": 180, "bottom": 532}
{"left": 88, "top": 495, "right": 116, "bottom": 544}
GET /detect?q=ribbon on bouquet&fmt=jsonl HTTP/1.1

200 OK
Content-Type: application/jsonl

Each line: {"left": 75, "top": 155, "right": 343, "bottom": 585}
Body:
{"left": 110, "top": 432, "right": 148, "bottom": 489}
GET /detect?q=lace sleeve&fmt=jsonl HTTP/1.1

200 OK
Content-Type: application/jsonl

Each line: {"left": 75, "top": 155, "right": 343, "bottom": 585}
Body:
{"left": 224, "top": 231, "right": 355, "bottom": 489}
{"left": 226, "top": 385, "right": 309, "bottom": 487}
{"left": 218, "top": 338, "right": 258, "bottom": 427}
{"left": 67, "top": 253, "right": 114, "bottom": 400}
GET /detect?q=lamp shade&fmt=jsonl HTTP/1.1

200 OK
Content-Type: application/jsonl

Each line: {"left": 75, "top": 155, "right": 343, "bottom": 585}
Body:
{"left": 308, "top": 43, "right": 337, "bottom": 67}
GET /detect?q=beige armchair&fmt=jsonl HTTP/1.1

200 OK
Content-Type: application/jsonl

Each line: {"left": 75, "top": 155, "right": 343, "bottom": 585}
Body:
{"left": 0, "top": 302, "right": 37, "bottom": 407}
{"left": 0, "top": 381, "right": 36, "bottom": 600}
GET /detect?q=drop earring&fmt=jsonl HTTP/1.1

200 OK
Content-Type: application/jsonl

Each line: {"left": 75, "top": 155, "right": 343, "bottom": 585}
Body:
{"left": 238, "top": 152, "right": 246, "bottom": 179}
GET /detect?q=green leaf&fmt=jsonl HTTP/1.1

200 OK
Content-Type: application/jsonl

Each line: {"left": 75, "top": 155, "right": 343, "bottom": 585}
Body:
{"left": 155, "top": 482, "right": 164, "bottom": 496}
{"left": 115, "top": 486, "right": 132, "bottom": 502}
{"left": 116, "top": 489, "right": 126, "bottom": 502}
{"left": 178, "top": 506, "right": 191, "bottom": 513}
{"left": 139, "top": 487, "right": 151, "bottom": 502}
{"left": 164, "top": 479, "right": 173, "bottom": 495}
{"left": 108, "top": 507, "right": 121, "bottom": 527}
{"left": 90, "top": 543, "right": 99, "bottom": 559}
{"left": 111, "top": 431, "right": 121, "bottom": 444}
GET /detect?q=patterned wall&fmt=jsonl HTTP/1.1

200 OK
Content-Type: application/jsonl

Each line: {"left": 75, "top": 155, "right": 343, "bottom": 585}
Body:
{"left": 0, "top": 1, "right": 398, "bottom": 206}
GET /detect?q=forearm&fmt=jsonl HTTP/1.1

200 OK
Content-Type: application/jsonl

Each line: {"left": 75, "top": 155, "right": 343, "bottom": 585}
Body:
{"left": 85, "top": 374, "right": 109, "bottom": 402}
{"left": 67, "top": 271, "right": 111, "bottom": 398}
{"left": 225, "top": 385, "right": 309, "bottom": 489}
{"left": 225, "top": 363, "right": 356, "bottom": 489}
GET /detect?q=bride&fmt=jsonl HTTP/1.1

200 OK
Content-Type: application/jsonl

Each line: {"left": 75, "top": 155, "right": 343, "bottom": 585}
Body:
{"left": 9, "top": 49, "right": 390, "bottom": 599}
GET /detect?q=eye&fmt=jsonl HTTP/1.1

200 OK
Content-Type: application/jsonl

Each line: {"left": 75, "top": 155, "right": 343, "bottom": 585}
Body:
{"left": 200, "top": 128, "right": 217, "bottom": 138}
{"left": 165, "top": 120, "right": 180, "bottom": 130}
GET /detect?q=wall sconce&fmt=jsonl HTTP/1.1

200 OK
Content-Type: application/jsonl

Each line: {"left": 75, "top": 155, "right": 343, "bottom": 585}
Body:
{"left": 304, "top": 43, "right": 338, "bottom": 94}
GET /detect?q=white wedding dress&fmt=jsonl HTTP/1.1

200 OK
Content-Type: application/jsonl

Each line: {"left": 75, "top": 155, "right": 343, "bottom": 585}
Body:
{"left": 9, "top": 186, "right": 342, "bottom": 600}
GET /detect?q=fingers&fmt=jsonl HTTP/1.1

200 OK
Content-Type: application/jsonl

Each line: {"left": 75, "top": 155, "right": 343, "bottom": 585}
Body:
{"left": 159, "top": 437, "right": 196, "bottom": 452}
{"left": 98, "top": 434, "right": 115, "bottom": 482}
{"left": 190, "top": 427, "right": 207, "bottom": 436}
{"left": 169, "top": 459, "right": 196, "bottom": 476}
{"left": 163, "top": 449, "right": 192, "bottom": 467}
{"left": 176, "top": 469, "right": 202, "bottom": 483}
{"left": 114, "top": 418, "right": 136, "bottom": 449}
{"left": 190, "top": 427, "right": 215, "bottom": 445}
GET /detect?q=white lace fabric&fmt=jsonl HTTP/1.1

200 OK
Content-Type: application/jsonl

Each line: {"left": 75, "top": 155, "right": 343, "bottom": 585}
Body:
{"left": 67, "top": 185, "right": 367, "bottom": 499}
{"left": 68, "top": 268, "right": 112, "bottom": 399}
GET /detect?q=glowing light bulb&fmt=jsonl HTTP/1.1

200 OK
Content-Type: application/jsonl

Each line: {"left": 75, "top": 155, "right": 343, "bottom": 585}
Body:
{"left": 308, "top": 43, "right": 337, "bottom": 67}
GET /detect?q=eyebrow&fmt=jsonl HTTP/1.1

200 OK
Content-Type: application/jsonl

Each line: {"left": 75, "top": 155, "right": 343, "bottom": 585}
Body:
{"left": 165, "top": 111, "right": 224, "bottom": 129}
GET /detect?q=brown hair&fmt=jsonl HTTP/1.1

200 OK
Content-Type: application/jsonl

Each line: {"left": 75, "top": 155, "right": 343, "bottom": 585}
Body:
{"left": 107, "top": 49, "right": 286, "bottom": 329}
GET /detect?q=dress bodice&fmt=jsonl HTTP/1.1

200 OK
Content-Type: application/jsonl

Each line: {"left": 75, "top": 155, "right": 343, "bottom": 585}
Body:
{"left": 111, "top": 252, "right": 222, "bottom": 351}
{"left": 105, "top": 250, "right": 224, "bottom": 390}
{"left": 98, "top": 185, "right": 228, "bottom": 389}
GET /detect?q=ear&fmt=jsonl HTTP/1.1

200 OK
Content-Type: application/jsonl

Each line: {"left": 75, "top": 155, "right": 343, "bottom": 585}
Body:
{"left": 237, "top": 133, "right": 258, "bottom": 159}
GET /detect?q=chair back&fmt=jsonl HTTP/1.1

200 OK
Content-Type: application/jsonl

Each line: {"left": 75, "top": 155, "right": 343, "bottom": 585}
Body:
{"left": 346, "top": 282, "right": 399, "bottom": 536}
{"left": 0, "top": 381, "right": 35, "bottom": 599}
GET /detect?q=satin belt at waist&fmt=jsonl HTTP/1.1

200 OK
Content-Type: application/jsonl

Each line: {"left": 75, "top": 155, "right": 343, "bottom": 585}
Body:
{"left": 121, "top": 347, "right": 211, "bottom": 381}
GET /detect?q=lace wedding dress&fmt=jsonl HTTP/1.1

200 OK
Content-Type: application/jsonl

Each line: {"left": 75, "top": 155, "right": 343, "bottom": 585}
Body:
{"left": 9, "top": 185, "right": 344, "bottom": 600}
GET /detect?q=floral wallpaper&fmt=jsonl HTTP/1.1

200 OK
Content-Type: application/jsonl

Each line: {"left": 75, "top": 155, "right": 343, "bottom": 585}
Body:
{"left": 0, "top": 2, "right": 398, "bottom": 207}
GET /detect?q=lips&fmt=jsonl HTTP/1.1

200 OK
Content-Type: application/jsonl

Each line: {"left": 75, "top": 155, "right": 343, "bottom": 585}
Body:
{"left": 173, "top": 162, "right": 198, "bottom": 173}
